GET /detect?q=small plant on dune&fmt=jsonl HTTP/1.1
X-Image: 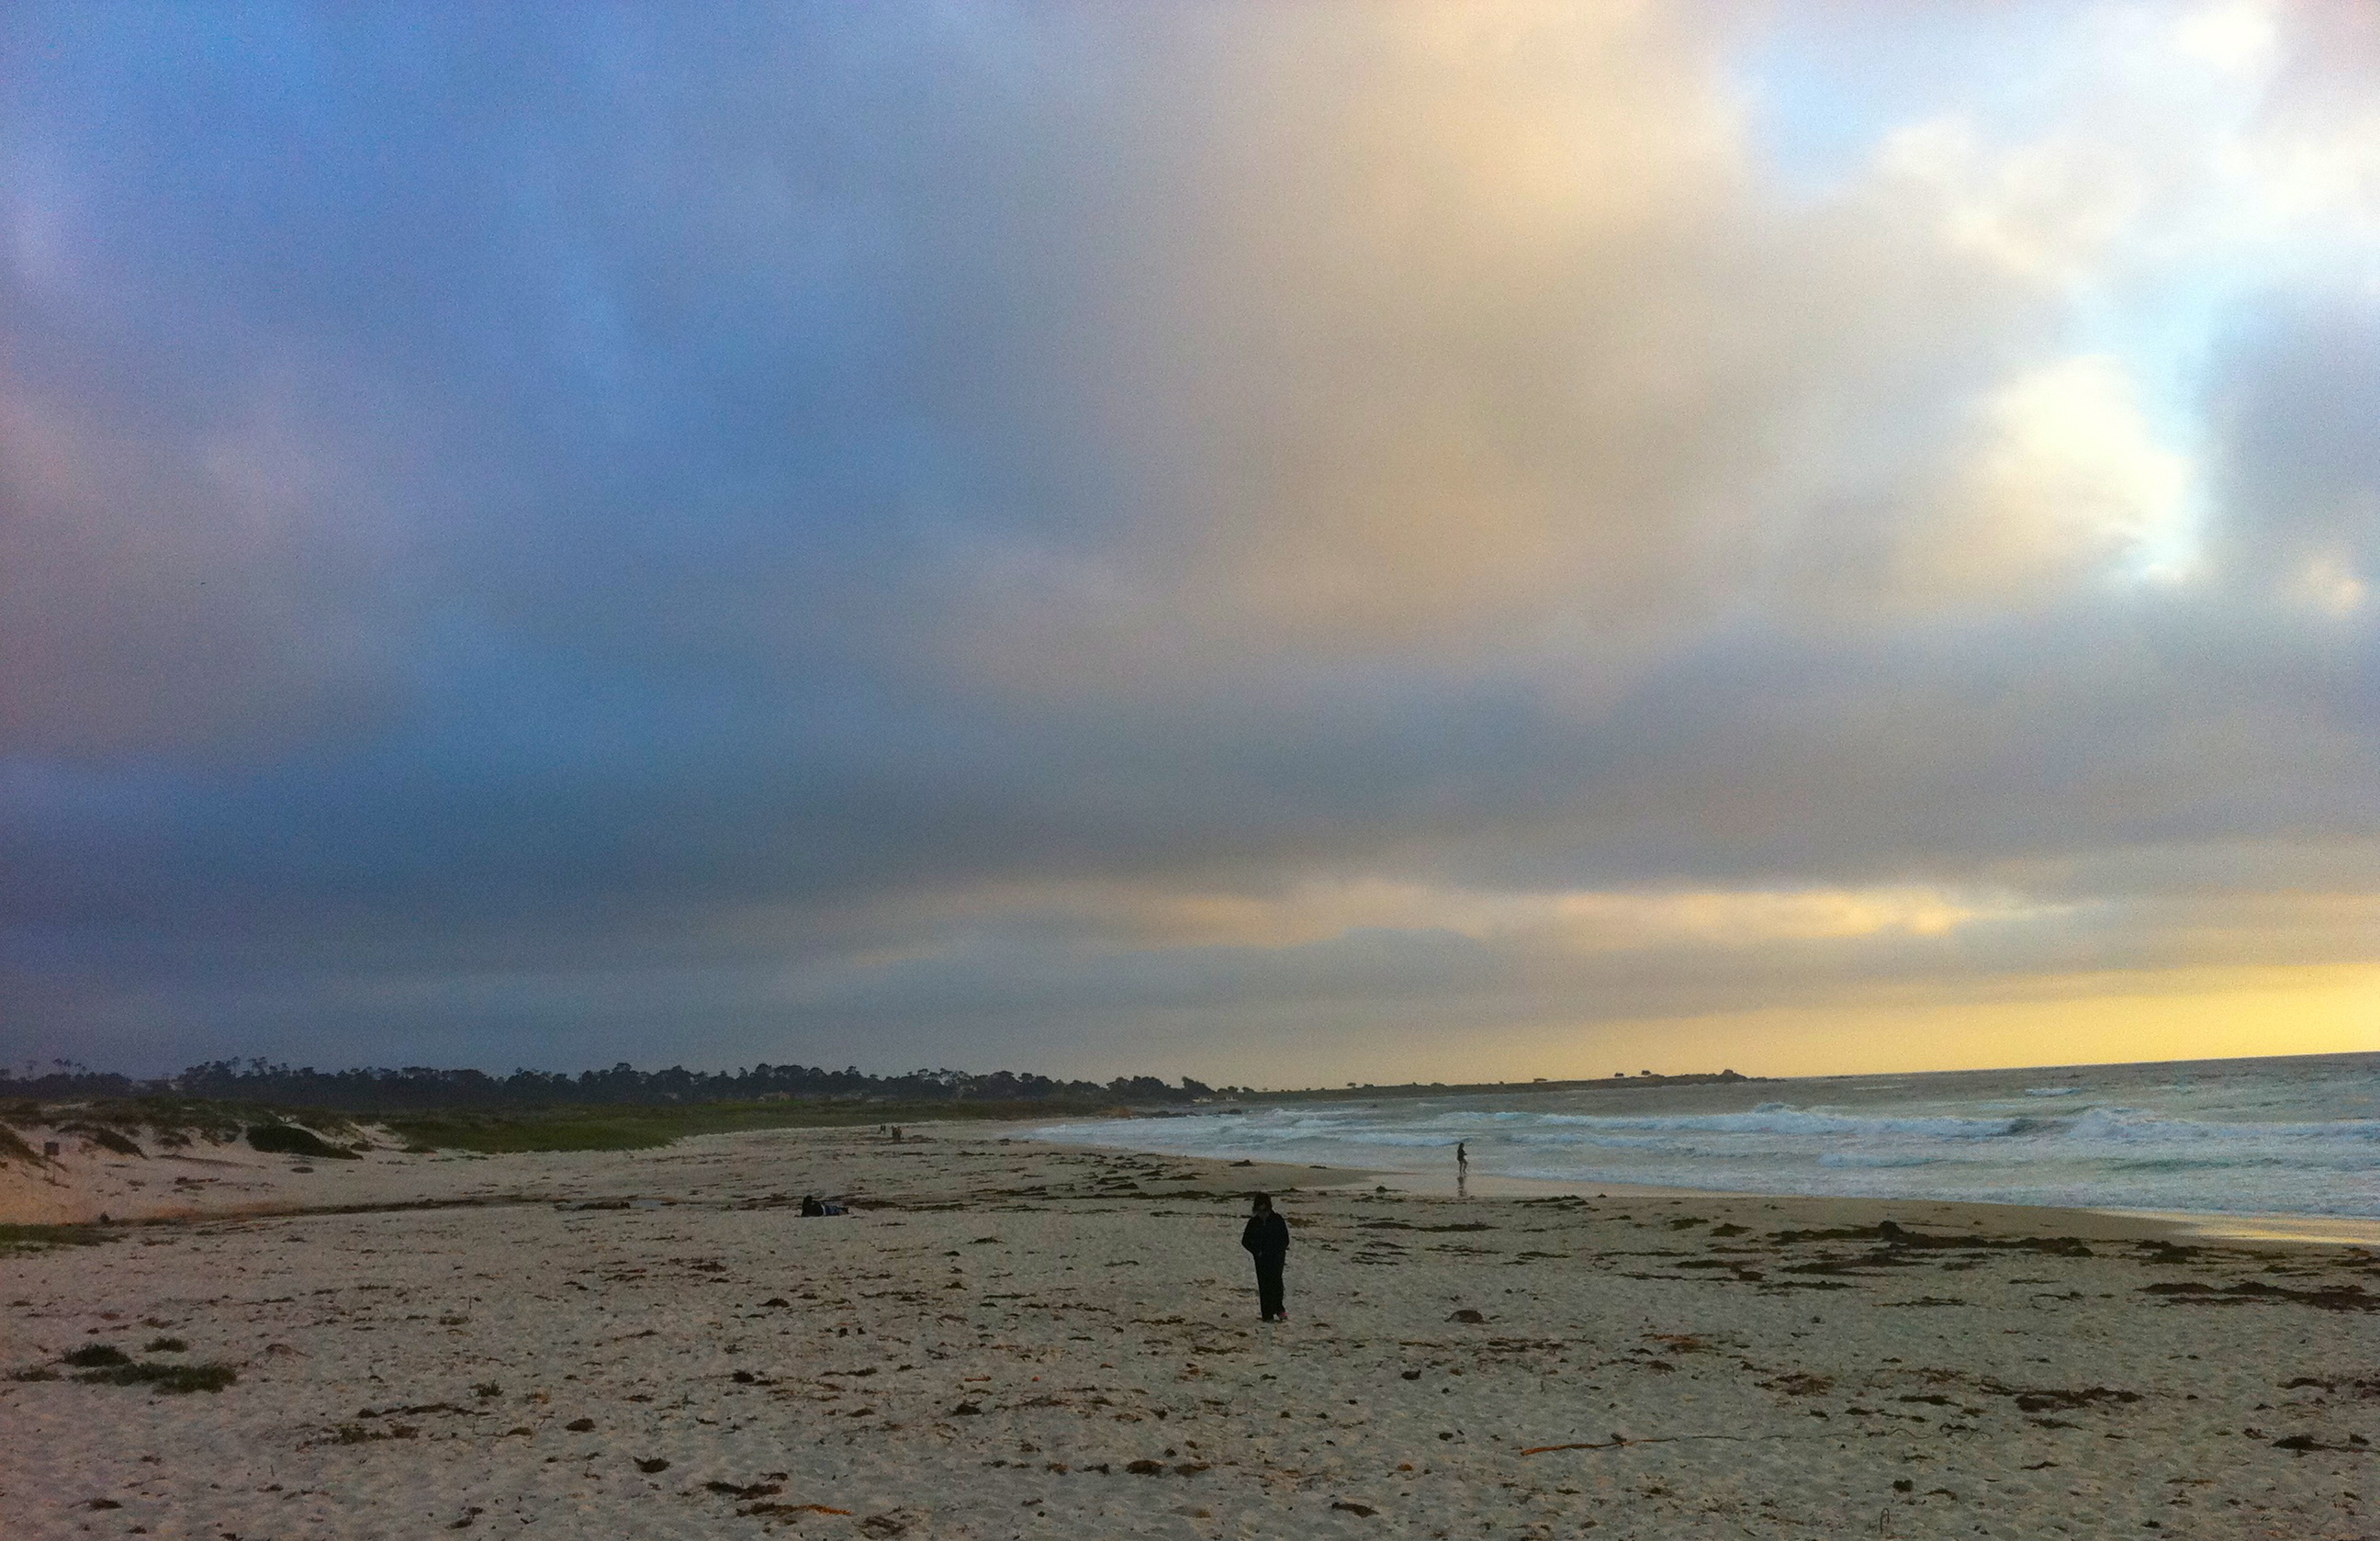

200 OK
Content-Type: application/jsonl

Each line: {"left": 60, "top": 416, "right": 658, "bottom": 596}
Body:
{"left": 62, "top": 1344, "right": 131, "bottom": 1368}
{"left": 8, "top": 1366, "right": 62, "bottom": 1382}
{"left": 144, "top": 1337, "right": 187, "bottom": 1353}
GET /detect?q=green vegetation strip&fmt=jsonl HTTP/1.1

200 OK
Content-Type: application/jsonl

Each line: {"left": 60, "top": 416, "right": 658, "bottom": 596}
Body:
{"left": 0, "top": 1223, "right": 122, "bottom": 1259}
{"left": 384, "top": 1097, "right": 1110, "bottom": 1153}
{"left": 5, "top": 1090, "right": 1117, "bottom": 1157}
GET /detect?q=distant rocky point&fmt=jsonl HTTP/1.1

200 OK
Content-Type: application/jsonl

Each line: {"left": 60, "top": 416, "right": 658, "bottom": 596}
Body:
{"left": 1224, "top": 1069, "right": 1761, "bottom": 1105}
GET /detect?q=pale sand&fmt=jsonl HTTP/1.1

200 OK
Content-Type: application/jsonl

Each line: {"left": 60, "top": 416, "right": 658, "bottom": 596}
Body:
{"left": 2, "top": 1124, "right": 2374, "bottom": 1540}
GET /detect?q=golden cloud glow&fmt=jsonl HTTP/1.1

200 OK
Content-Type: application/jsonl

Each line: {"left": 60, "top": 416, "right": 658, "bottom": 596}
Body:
{"left": 922, "top": 877, "right": 2020, "bottom": 954}
{"left": 1545, "top": 963, "right": 2380, "bottom": 1081}
{"left": 1268, "top": 963, "right": 2380, "bottom": 1087}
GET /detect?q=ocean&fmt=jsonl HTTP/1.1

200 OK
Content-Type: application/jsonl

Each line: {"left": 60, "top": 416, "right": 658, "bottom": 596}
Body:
{"left": 1031, "top": 1052, "right": 2380, "bottom": 1231}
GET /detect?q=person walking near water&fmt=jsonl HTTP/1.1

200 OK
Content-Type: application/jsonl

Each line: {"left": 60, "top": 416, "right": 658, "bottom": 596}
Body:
{"left": 1455, "top": 1141, "right": 1469, "bottom": 1198}
{"left": 1241, "top": 1193, "right": 1290, "bottom": 1322}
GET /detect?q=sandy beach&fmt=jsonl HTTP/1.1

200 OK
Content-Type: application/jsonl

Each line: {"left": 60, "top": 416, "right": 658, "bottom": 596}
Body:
{"left": 3, "top": 1122, "right": 2374, "bottom": 1540}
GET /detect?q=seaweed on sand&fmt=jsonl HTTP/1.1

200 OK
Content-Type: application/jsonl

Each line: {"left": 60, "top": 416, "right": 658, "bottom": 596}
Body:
{"left": 74, "top": 1360, "right": 239, "bottom": 1394}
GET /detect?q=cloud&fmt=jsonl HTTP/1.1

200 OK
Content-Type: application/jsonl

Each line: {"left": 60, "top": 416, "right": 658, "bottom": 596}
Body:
{"left": 0, "top": 1, "right": 2374, "bottom": 1076}
{"left": 2209, "top": 287, "right": 2380, "bottom": 617}
{"left": 1919, "top": 354, "right": 2194, "bottom": 595}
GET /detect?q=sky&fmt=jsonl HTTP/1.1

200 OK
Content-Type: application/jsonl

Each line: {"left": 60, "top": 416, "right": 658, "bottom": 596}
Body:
{"left": 2, "top": 1, "right": 2375, "bottom": 1086}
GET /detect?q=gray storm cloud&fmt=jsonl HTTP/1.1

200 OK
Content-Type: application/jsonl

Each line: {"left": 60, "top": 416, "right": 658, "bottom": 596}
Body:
{"left": 1, "top": 2, "right": 2374, "bottom": 1079}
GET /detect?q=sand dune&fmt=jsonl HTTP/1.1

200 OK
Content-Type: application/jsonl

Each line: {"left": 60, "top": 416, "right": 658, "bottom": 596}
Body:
{"left": 3, "top": 1125, "right": 2374, "bottom": 1538}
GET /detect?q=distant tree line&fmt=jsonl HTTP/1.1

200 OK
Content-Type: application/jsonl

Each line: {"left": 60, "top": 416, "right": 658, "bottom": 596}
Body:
{"left": 2, "top": 1058, "right": 1222, "bottom": 1113}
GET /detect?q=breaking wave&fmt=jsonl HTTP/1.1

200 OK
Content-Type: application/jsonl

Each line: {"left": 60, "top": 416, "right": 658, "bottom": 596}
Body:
{"left": 1032, "top": 1056, "right": 2380, "bottom": 1219}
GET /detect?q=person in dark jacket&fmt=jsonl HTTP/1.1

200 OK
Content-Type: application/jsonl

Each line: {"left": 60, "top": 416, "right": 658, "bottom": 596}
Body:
{"left": 1241, "top": 1192, "right": 1291, "bottom": 1321}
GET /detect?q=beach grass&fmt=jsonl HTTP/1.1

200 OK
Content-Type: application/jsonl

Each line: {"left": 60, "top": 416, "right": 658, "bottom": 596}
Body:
{"left": 0, "top": 1221, "right": 122, "bottom": 1258}
{"left": 0, "top": 1122, "right": 46, "bottom": 1164}
{"left": 2, "top": 1094, "right": 355, "bottom": 1150}
{"left": 382, "top": 1097, "right": 1110, "bottom": 1154}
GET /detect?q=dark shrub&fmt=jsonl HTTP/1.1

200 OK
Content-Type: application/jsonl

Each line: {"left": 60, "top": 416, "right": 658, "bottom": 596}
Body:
{"left": 244, "top": 1124, "right": 360, "bottom": 1159}
{"left": 63, "top": 1344, "right": 130, "bottom": 1367}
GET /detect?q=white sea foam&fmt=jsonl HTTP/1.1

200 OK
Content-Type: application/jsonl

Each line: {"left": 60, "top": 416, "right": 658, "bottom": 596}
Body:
{"left": 1033, "top": 1054, "right": 2380, "bottom": 1219}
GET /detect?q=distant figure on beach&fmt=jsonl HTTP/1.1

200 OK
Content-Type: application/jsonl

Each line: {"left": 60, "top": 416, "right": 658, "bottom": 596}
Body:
{"left": 1241, "top": 1193, "right": 1291, "bottom": 1322}
{"left": 1456, "top": 1141, "right": 1469, "bottom": 1198}
{"left": 800, "top": 1194, "right": 825, "bottom": 1217}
